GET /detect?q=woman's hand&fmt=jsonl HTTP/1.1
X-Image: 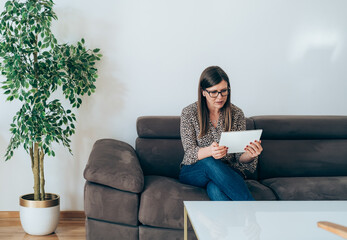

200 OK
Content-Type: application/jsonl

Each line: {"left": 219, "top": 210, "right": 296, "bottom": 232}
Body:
{"left": 240, "top": 140, "right": 263, "bottom": 163}
{"left": 245, "top": 140, "right": 263, "bottom": 158}
{"left": 210, "top": 142, "right": 228, "bottom": 159}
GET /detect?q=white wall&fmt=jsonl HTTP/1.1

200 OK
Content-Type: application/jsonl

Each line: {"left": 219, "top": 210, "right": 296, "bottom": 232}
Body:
{"left": 1, "top": 0, "right": 346, "bottom": 211}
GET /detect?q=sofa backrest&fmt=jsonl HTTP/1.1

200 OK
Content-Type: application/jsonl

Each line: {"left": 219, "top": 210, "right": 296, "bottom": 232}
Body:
{"left": 136, "top": 116, "right": 182, "bottom": 179}
{"left": 136, "top": 116, "right": 255, "bottom": 179}
{"left": 136, "top": 115, "right": 347, "bottom": 180}
{"left": 252, "top": 116, "right": 347, "bottom": 180}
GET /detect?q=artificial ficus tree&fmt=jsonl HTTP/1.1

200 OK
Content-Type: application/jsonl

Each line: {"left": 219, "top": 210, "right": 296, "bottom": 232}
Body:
{"left": 0, "top": 0, "right": 102, "bottom": 200}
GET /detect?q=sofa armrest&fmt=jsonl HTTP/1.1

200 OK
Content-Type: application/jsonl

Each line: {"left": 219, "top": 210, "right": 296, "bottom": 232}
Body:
{"left": 84, "top": 139, "right": 144, "bottom": 193}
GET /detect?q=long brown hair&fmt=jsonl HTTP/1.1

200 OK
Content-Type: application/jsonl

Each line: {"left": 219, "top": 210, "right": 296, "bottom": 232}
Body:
{"left": 197, "top": 66, "right": 232, "bottom": 138}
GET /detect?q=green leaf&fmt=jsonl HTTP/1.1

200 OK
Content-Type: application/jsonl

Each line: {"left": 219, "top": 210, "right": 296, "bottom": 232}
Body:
{"left": 5, "top": 1, "right": 11, "bottom": 8}
{"left": 93, "top": 48, "right": 100, "bottom": 53}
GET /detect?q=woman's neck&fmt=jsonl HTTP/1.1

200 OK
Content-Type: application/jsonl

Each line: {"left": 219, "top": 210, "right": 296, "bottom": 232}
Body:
{"left": 209, "top": 108, "right": 220, "bottom": 127}
{"left": 208, "top": 107, "right": 220, "bottom": 116}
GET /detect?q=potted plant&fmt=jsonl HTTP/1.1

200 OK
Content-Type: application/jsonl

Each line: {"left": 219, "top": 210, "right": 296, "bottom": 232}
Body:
{"left": 0, "top": 0, "right": 102, "bottom": 235}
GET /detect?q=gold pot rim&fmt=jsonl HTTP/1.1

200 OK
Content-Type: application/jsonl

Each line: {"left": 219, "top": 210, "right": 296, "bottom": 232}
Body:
{"left": 20, "top": 193, "right": 60, "bottom": 208}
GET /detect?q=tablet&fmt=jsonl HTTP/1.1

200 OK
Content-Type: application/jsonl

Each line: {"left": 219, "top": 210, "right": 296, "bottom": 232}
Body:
{"left": 219, "top": 129, "right": 263, "bottom": 153}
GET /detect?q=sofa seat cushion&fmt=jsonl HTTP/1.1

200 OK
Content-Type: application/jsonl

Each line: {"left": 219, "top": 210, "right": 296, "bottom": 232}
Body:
{"left": 245, "top": 180, "right": 277, "bottom": 200}
{"left": 139, "top": 176, "right": 209, "bottom": 229}
{"left": 261, "top": 177, "right": 347, "bottom": 200}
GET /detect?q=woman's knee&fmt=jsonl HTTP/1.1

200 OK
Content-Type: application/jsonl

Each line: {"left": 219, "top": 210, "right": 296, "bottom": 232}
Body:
{"left": 179, "top": 163, "right": 209, "bottom": 187}
{"left": 206, "top": 181, "right": 230, "bottom": 201}
{"left": 199, "top": 157, "right": 229, "bottom": 175}
{"left": 199, "top": 157, "right": 223, "bottom": 169}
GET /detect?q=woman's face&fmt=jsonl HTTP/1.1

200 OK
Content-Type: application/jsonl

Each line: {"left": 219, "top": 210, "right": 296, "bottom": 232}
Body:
{"left": 202, "top": 80, "right": 229, "bottom": 111}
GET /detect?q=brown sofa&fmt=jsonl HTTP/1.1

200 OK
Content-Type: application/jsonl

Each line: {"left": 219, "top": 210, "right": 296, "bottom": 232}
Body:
{"left": 84, "top": 115, "right": 347, "bottom": 240}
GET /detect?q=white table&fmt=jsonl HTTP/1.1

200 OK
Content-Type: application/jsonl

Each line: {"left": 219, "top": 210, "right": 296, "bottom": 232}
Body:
{"left": 184, "top": 201, "right": 347, "bottom": 240}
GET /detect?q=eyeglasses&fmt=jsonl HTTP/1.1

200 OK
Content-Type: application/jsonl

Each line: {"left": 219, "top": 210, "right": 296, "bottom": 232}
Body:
{"left": 204, "top": 88, "right": 230, "bottom": 98}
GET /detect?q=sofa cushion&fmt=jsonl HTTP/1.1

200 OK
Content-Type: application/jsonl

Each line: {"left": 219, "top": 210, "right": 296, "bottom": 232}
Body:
{"left": 86, "top": 218, "right": 139, "bottom": 240}
{"left": 251, "top": 115, "right": 347, "bottom": 139}
{"left": 136, "top": 116, "right": 255, "bottom": 139}
{"left": 246, "top": 180, "right": 277, "bottom": 200}
{"left": 84, "top": 182, "right": 139, "bottom": 226}
{"left": 84, "top": 139, "right": 144, "bottom": 193}
{"left": 261, "top": 177, "right": 347, "bottom": 200}
{"left": 137, "top": 116, "right": 181, "bottom": 138}
{"left": 136, "top": 138, "right": 184, "bottom": 178}
{"left": 139, "top": 176, "right": 209, "bottom": 229}
{"left": 258, "top": 139, "right": 347, "bottom": 179}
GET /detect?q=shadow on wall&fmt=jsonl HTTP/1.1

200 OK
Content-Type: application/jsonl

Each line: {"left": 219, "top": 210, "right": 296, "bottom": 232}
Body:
{"left": 52, "top": 6, "right": 126, "bottom": 209}
{"left": 0, "top": 134, "right": 8, "bottom": 162}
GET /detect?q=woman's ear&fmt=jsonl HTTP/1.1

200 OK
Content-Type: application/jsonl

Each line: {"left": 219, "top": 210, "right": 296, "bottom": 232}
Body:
{"left": 202, "top": 89, "right": 206, "bottom": 97}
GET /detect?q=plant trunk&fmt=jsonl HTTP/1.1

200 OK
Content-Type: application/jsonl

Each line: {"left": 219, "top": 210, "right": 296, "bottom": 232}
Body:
{"left": 39, "top": 147, "right": 45, "bottom": 200}
{"left": 31, "top": 35, "right": 45, "bottom": 201}
{"left": 31, "top": 143, "right": 45, "bottom": 201}
{"left": 33, "top": 143, "right": 40, "bottom": 200}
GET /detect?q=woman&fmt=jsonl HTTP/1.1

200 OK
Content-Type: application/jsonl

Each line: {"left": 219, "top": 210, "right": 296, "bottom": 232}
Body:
{"left": 179, "top": 66, "right": 263, "bottom": 201}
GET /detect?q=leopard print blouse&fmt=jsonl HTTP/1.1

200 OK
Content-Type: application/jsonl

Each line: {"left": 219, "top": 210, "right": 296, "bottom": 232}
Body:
{"left": 180, "top": 102, "right": 257, "bottom": 175}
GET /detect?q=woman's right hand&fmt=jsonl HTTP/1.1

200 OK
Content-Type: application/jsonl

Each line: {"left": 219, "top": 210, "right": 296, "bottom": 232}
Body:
{"left": 210, "top": 142, "right": 228, "bottom": 159}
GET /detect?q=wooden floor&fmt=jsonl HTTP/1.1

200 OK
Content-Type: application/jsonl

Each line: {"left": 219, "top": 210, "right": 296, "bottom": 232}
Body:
{"left": 0, "top": 216, "right": 85, "bottom": 240}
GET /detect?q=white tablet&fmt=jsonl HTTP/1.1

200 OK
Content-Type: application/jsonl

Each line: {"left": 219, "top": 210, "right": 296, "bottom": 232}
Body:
{"left": 219, "top": 129, "right": 263, "bottom": 153}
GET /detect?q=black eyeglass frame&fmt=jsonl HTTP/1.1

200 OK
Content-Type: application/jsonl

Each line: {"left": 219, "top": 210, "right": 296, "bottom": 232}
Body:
{"left": 204, "top": 88, "right": 230, "bottom": 98}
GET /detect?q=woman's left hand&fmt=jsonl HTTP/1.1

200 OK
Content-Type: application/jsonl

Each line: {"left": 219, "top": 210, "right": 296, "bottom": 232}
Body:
{"left": 244, "top": 140, "right": 263, "bottom": 159}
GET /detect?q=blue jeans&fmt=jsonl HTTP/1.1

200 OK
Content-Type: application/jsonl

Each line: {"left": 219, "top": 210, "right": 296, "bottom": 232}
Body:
{"left": 179, "top": 157, "right": 254, "bottom": 201}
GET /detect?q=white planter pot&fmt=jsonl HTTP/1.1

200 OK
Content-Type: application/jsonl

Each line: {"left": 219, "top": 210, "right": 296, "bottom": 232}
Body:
{"left": 19, "top": 193, "right": 60, "bottom": 235}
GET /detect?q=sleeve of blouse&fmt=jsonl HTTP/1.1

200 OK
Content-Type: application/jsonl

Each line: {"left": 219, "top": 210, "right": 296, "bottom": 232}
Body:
{"left": 234, "top": 109, "right": 258, "bottom": 173}
{"left": 180, "top": 107, "right": 200, "bottom": 165}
